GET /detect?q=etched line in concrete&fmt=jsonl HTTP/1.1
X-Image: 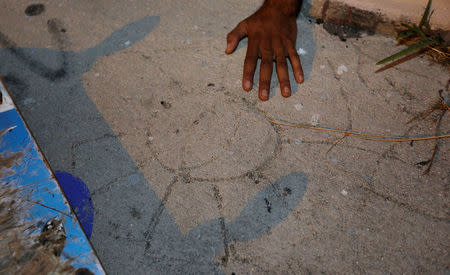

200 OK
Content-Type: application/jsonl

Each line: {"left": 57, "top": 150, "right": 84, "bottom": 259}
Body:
{"left": 143, "top": 175, "right": 178, "bottom": 251}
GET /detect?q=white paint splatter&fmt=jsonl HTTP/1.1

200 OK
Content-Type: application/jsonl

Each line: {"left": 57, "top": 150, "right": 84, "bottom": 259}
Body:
{"left": 294, "top": 103, "right": 303, "bottom": 111}
{"left": 337, "top": 65, "right": 348, "bottom": 75}
{"left": 294, "top": 139, "right": 303, "bottom": 146}
{"left": 0, "top": 126, "right": 17, "bottom": 138}
{"left": 311, "top": 114, "right": 320, "bottom": 126}
{"left": 297, "top": 48, "right": 307, "bottom": 55}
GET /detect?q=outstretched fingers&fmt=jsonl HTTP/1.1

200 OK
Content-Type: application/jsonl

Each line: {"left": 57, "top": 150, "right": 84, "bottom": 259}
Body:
{"left": 226, "top": 21, "right": 248, "bottom": 54}
{"left": 286, "top": 41, "right": 304, "bottom": 84}
{"left": 259, "top": 47, "right": 273, "bottom": 101}
{"left": 242, "top": 38, "right": 259, "bottom": 91}
{"left": 274, "top": 40, "right": 291, "bottom": 98}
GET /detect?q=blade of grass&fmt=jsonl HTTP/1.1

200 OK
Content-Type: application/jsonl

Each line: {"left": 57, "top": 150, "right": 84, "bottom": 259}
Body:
{"left": 419, "top": 0, "right": 432, "bottom": 28}
{"left": 377, "top": 39, "right": 435, "bottom": 65}
{"left": 397, "top": 30, "right": 417, "bottom": 39}
{"left": 401, "top": 23, "right": 416, "bottom": 31}
{"left": 424, "top": 10, "right": 434, "bottom": 33}
{"left": 375, "top": 50, "right": 425, "bottom": 73}
{"left": 413, "top": 24, "right": 427, "bottom": 39}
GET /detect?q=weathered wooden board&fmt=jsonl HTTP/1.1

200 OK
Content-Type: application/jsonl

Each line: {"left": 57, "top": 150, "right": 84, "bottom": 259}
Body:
{"left": 0, "top": 77, "right": 104, "bottom": 274}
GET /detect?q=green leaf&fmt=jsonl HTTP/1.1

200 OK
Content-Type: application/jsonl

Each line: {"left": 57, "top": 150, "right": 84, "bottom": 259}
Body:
{"left": 424, "top": 10, "right": 434, "bottom": 33}
{"left": 376, "top": 39, "right": 435, "bottom": 65}
{"left": 401, "top": 23, "right": 416, "bottom": 32}
{"left": 419, "top": 0, "right": 432, "bottom": 28}
{"left": 411, "top": 23, "right": 427, "bottom": 40}
{"left": 397, "top": 30, "right": 416, "bottom": 39}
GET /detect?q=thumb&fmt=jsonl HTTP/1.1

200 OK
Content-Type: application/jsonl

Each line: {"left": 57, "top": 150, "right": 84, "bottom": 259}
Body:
{"left": 225, "top": 21, "right": 248, "bottom": 54}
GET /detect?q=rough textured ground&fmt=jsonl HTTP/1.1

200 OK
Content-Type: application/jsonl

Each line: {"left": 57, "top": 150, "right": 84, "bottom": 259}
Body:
{"left": 0, "top": 0, "right": 449, "bottom": 274}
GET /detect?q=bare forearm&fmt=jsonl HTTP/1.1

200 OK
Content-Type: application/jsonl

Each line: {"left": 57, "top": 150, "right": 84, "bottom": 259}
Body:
{"left": 264, "top": 0, "right": 301, "bottom": 17}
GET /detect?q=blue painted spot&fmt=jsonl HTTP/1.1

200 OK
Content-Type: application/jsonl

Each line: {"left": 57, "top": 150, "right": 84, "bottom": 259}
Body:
{"left": 55, "top": 171, "right": 94, "bottom": 239}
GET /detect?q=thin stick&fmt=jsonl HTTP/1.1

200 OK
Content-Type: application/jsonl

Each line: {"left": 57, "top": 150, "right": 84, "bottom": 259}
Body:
{"left": 268, "top": 119, "right": 450, "bottom": 142}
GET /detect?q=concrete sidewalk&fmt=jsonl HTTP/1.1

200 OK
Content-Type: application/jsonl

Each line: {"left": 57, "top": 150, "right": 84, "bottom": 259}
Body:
{"left": 1, "top": 0, "right": 449, "bottom": 274}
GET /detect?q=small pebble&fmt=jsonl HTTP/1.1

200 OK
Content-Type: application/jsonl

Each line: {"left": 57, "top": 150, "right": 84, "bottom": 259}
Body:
{"left": 294, "top": 139, "right": 303, "bottom": 146}
{"left": 294, "top": 103, "right": 303, "bottom": 111}
{"left": 311, "top": 114, "right": 320, "bottom": 126}
{"left": 337, "top": 65, "right": 348, "bottom": 75}
{"left": 341, "top": 189, "right": 348, "bottom": 196}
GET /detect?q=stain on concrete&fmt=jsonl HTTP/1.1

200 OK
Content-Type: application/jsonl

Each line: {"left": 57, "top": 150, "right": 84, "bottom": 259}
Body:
{"left": 160, "top": 100, "right": 171, "bottom": 109}
{"left": 316, "top": 0, "right": 384, "bottom": 40}
{"left": 130, "top": 207, "right": 142, "bottom": 220}
{"left": 323, "top": 21, "right": 374, "bottom": 41}
{"left": 25, "top": 4, "right": 45, "bottom": 16}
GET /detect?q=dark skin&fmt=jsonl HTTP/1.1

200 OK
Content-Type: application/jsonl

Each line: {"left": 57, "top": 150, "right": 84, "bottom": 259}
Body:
{"left": 225, "top": 0, "right": 304, "bottom": 101}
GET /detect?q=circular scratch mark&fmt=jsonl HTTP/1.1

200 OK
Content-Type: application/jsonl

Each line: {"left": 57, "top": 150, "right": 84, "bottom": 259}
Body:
{"left": 149, "top": 92, "right": 281, "bottom": 181}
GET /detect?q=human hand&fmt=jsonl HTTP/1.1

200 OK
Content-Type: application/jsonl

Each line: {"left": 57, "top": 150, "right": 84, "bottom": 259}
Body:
{"left": 225, "top": 1, "right": 304, "bottom": 101}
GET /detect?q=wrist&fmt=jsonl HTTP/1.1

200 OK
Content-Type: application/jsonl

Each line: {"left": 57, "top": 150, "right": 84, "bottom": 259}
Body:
{"left": 264, "top": 0, "right": 301, "bottom": 16}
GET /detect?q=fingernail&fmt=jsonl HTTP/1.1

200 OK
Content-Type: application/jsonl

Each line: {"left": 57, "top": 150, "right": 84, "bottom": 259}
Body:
{"left": 244, "top": 80, "right": 252, "bottom": 90}
{"left": 283, "top": 87, "right": 291, "bottom": 96}
{"left": 260, "top": 89, "right": 269, "bottom": 101}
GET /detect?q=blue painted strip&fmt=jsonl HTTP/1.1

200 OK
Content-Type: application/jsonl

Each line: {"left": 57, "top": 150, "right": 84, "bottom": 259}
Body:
{"left": 0, "top": 79, "right": 104, "bottom": 274}
{"left": 55, "top": 170, "right": 94, "bottom": 239}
